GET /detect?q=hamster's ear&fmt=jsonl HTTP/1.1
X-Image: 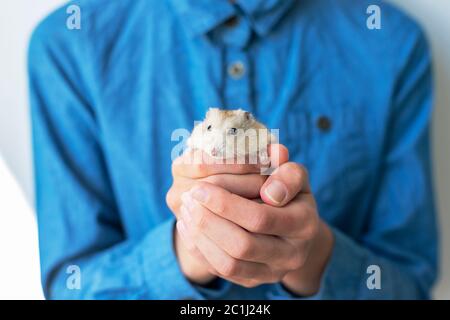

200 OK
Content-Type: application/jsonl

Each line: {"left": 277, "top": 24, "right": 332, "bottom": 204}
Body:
{"left": 244, "top": 111, "right": 254, "bottom": 121}
{"left": 206, "top": 107, "right": 220, "bottom": 119}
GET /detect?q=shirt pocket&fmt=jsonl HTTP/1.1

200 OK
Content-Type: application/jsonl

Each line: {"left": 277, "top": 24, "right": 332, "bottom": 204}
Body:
{"left": 283, "top": 106, "right": 370, "bottom": 215}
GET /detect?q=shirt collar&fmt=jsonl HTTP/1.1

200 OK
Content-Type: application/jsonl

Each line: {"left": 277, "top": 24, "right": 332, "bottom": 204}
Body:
{"left": 169, "top": 0, "right": 295, "bottom": 38}
{"left": 237, "top": 0, "right": 296, "bottom": 36}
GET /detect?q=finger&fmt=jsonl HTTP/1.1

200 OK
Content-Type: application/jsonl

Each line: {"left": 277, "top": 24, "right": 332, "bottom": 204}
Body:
{"left": 201, "top": 174, "right": 267, "bottom": 199}
{"left": 176, "top": 220, "right": 213, "bottom": 270}
{"left": 180, "top": 206, "right": 275, "bottom": 282}
{"left": 176, "top": 220, "right": 261, "bottom": 287}
{"left": 260, "top": 162, "right": 310, "bottom": 207}
{"left": 173, "top": 150, "right": 262, "bottom": 178}
{"left": 181, "top": 193, "right": 296, "bottom": 266}
{"left": 167, "top": 174, "right": 266, "bottom": 216}
{"left": 268, "top": 144, "right": 289, "bottom": 168}
{"left": 189, "top": 182, "right": 317, "bottom": 237}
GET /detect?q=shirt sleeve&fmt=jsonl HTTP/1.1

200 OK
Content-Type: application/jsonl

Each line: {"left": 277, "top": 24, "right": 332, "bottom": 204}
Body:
{"left": 267, "top": 29, "right": 439, "bottom": 300}
{"left": 28, "top": 16, "right": 206, "bottom": 300}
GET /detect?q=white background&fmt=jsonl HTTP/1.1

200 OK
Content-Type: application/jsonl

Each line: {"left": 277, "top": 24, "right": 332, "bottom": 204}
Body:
{"left": 0, "top": 0, "right": 448, "bottom": 299}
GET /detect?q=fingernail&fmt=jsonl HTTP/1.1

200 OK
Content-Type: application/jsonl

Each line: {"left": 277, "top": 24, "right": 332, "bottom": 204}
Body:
{"left": 264, "top": 179, "right": 287, "bottom": 204}
{"left": 181, "top": 192, "right": 195, "bottom": 210}
{"left": 191, "top": 187, "right": 208, "bottom": 203}
{"left": 180, "top": 205, "right": 192, "bottom": 224}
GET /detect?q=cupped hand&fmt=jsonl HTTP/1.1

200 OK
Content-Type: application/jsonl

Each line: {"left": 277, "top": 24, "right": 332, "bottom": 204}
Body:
{"left": 167, "top": 145, "right": 289, "bottom": 284}
{"left": 176, "top": 155, "right": 333, "bottom": 295}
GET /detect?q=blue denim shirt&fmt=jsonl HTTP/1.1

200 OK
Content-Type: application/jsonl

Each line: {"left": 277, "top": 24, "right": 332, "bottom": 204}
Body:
{"left": 29, "top": 0, "right": 438, "bottom": 299}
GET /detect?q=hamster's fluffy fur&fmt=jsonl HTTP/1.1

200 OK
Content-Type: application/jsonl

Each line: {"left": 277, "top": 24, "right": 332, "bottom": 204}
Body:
{"left": 187, "top": 108, "right": 276, "bottom": 161}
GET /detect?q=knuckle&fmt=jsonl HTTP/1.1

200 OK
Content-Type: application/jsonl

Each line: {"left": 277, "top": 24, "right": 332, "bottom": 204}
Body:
{"left": 185, "top": 243, "right": 198, "bottom": 255}
{"left": 240, "top": 279, "right": 259, "bottom": 288}
{"left": 194, "top": 211, "right": 209, "bottom": 231}
{"left": 240, "top": 282, "right": 253, "bottom": 288}
{"left": 214, "top": 194, "right": 227, "bottom": 215}
{"left": 289, "top": 251, "right": 306, "bottom": 270}
{"left": 194, "top": 181, "right": 229, "bottom": 214}
{"left": 284, "top": 162, "right": 307, "bottom": 182}
{"left": 232, "top": 236, "right": 254, "bottom": 259}
{"left": 305, "top": 225, "right": 318, "bottom": 240}
{"left": 250, "top": 208, "right": 272, "bottom": 233}
{"left": 299, "top": 164, "right": 309, "bottom": 180}
{"left": 165, "top": 188, "right": 177, "bottom": 212}
{"left": 294, "top": 202, "right": 318, "bottom": 237}
{"left": 219, "top": 258, "right": 239, "bottom": 277}
{"left": 303, "top": 216, "right": 319, "bottom": 239}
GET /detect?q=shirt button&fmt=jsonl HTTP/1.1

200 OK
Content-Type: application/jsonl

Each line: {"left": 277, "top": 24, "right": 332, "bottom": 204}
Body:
{"left": 228, "top": 61, "right": 245, "bottom": 79}
{"left": 317, "top": 116, "right": 332, "bottom": 132}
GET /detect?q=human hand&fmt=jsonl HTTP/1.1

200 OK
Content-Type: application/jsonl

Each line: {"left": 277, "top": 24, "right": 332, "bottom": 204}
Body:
{"left": 167, "top": 146, "right": 289, "bottom": 284}
{"left": 177, "top": 152, "right": 334, "bottom": 295}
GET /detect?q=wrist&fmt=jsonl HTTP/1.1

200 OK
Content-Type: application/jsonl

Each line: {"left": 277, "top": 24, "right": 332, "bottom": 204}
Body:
{"left": 281, "top": 220, "right": 334, "bottom": 296}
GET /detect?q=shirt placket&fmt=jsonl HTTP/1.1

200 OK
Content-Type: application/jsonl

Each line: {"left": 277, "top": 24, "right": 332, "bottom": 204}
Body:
{"left": 220, "top": 15, "right": 254, "bottom": 113}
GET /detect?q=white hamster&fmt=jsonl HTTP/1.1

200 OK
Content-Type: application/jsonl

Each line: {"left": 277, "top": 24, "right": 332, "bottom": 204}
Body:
{"left": 187, "top": 108, "right": 276, "bottom": 161}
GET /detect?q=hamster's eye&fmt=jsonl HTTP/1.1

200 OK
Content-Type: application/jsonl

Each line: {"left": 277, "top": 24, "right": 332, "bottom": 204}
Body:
{"left": 228, "top": 128, "right": 238, "bottom": 135}
{"left": 207, "top": 125, "right": 212, "bottom": 131}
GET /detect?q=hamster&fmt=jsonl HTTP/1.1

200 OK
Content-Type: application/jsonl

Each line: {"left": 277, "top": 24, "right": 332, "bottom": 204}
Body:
{"left": 187, "top": 108, "right": 276, "bottom": 162}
